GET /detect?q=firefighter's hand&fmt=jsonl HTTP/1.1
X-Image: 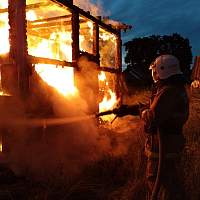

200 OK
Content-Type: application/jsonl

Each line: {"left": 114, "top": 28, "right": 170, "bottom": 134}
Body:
{"left": 113, "top": 104, "right": 128, "bottom": 117}
{"left": 141, "top": 109, "right": 154, "bottom": 123}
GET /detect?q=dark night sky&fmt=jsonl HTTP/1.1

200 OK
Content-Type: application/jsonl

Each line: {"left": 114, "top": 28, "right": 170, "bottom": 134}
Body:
{"left": 97, "top": 0, "right": 200, "bottom": 67}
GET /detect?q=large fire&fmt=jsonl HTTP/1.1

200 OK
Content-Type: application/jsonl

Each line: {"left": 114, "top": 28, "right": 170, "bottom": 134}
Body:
{"left": 0, "top": 1, "right": 118, "bottom": 119}
{"left": 26, "top": 9, "right": 77, "bottom": 96}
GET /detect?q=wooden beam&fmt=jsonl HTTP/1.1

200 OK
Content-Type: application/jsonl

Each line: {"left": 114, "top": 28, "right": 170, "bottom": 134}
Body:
{"left": 53, "top": 0, "right": 119, "bottom": 35}
{"left": 27, "top": 55, "right": 74, "bottom": 68}
{"left": 71, "top": 10, "right": 79, "bottom": 65}
{"left": 115, "top": 31, "right": 122, "bottom": 70}
{"left": 8, "top": 0, "right": 29, "bottom": 98}
{"left": 98, "top": 67, "right": 120, "bottom": 74}
{"left": 1, "top": 0, "right": 119, "bottom": 35}
{"left": 27, "top": 18, "right": 85, "bottom": 29}
{"left": 115, "top": 31, "right": 122, "bottom": 101}
{"left": 27, "top": 14, "right": 72, "bottom": 24}
{"left": 93, "top": 22, "right": 100, "bottom": 65}
{"left": 26, "top": 2, "right": 51, "bottom": 10}
{"left": 0, "top": 2, "right": 51, "bottom": 14}
{"left": 0, "top": 8, "right": 7, "bottom": 14}
{"left": 27, "top": 21, "right": 72, "bottom": 29}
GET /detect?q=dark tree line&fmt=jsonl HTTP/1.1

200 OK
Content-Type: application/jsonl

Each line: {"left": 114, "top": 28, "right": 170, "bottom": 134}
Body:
{"left": 124, "top": 33, "right": 193, "bottom": 85}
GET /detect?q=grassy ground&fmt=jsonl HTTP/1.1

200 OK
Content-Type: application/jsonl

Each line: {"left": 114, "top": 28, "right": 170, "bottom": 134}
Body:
{"left": 0, "top": 88, "right": 200, "bottom": 200}
{"left": 181, "top": 88, "right": 200, "bottom": 200}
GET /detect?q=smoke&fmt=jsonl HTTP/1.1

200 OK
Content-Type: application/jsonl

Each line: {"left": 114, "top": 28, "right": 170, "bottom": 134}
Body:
{"left": 4, "top": 57, "right": 112, "bottom": 180}
{"left": 103, "top": 18, "right": 132, "bottom": 30}
{"left": 1, "top": 58, "right": 139, "bottom": 182}
{"left": 104, "top": 18, "right": 123, "bottom": 27}
{"left": 74, "top": 0, "right": 109, "bottom": 16}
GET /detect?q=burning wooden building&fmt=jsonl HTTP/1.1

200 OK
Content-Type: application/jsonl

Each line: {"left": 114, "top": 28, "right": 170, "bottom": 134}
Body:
{"left": 0, "top": 0, "right": 129, "bottom": 155}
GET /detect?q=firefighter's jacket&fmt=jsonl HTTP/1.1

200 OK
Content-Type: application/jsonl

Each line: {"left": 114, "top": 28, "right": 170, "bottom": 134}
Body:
{"left": 144, "top": 74, "right": 189, "bottom": 157}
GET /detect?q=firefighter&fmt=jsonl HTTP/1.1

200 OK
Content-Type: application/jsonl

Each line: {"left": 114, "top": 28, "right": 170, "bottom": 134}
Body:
{"left": 142, "top": 55, "right": 189, "bottom": 200}
{"left": 96, "top": 54, "right": 189, "bottom": 199}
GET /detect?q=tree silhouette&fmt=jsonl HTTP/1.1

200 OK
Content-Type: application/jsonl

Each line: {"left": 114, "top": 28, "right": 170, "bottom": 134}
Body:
{"left": 124, "top": 33, "right": 192, "bottom": 85}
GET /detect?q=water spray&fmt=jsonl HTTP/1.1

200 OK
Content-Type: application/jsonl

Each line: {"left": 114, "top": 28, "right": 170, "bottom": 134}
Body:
{"left": 0, "top": 115, "right": 95, "bottom": 128}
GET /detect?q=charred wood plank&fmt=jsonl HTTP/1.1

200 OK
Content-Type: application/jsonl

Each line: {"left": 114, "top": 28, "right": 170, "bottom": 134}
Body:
{"left": 0, "top": 2, "right": 51, "bottom": 14}
{"left": 71, "top": 10, "right": 79, "bottom": 65}
{"left": 8, "top": 0, "right": 29, "bottom": 98}
{"left": 27, "top": 14, "right": 72, "bottom": 24}
{"left": 93, "top": 22, "right": 100, "bottom": 65}
{"left": 98, "top": 67, "right": 120, "bottom": 74}
{"left": 115, "top": 31, "right": 122, "bottom": 100}
{"left": 25, "top": 2, "right": 51, "bottom": 10}
{"left": 27, "top": 21, "right": 72, "bottom": 29}
{"left": 27, "top": 19, "right": 85, "bottom": 29}
{"left": 53, "top": 0, "right": 119, "bottom": 35}
{"left": 28, "top": 55, "right": 74, "bottom": 68}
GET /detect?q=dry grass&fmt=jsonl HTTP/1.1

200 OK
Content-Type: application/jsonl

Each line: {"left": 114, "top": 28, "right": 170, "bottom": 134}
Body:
{"left": 181, "top": 88, "right": 200, "bottom": 200}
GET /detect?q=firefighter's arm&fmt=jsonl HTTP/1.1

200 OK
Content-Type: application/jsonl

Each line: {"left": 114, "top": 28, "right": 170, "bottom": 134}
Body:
{"left": 141, "top": 108, "right": 157, "bottom": 133}
{"left": 153, "top": 89, "right": 174, "bottom": 126}
{"left": 113, "top": 102, "right": 148, "bottom": 117}
{"left": 141, "top": 109, "right": 154, "bottom": 123}
{"left": 142, "top": 88, "right": 174, "bottom": 133}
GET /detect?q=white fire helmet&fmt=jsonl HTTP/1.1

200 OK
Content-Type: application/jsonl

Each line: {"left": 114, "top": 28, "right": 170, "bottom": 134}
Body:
{"left": 149, "top": 55, "right": 182, "bottom": 80}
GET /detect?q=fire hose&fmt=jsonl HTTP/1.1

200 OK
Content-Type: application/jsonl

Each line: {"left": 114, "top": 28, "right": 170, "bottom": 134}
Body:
{"left": 96, "top": 103, "right": 143, "bottom": 118}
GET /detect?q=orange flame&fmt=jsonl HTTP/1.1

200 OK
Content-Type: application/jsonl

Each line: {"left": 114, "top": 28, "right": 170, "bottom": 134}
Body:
{"left": 98, "top": 71, "right": 118, "bottom": 121}
{"left": 35, "top": 64, "right": 77, "bottom": 96}
{"left": 26, "top": 10, "right": 77, "bottom": 96}
{"left": 0, "top": 1, "right": 9, "bottom": 55}
{"left": 99, "top": 89, "right": 117, "bottom": 111}
{"left": 0, "top": 3, "right": 119, "bottom": 115}
{"left": 0, "top": 1, "right": 9, "bottom": 95}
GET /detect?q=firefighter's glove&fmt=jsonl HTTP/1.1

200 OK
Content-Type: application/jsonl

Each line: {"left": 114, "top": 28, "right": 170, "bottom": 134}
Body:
{"left": 141, "top": 109, "right": 154, "bottom": 123}
{"left": 141, "top": 109, "right": 157, "bottom": 133}
{"left": 113, "top": 104, "right": 129, "bottom": 117}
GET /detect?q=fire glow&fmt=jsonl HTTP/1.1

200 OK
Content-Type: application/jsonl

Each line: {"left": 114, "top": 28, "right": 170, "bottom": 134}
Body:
{"left": 35, "top": 64, "right": 77, "bottom": 96}
{"left": 0, "top": 2, "right": 9, "bottom": 55}
{"left": 98, "top": 71, "right": 118, "bottom": 121}
{"left": 26, "top": 9, "right": 77, "bottom": 96}
{"left": 0, "top": 1, "right": 118, "bottom": 120}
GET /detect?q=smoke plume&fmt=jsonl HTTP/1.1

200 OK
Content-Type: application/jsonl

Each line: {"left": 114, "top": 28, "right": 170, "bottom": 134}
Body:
{"left": 74, "top": 0, "right": 108, "bottom": 16}
{"left": 5, "top": 57, "right": 112, "bottom": 180}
